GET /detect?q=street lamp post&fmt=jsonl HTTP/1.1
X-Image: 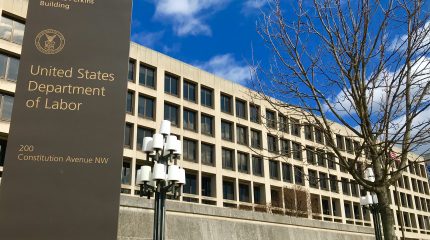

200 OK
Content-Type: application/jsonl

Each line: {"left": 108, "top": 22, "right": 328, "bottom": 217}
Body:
{"left": 360, "top": 192, "right": 383, "bottom": 240}
{"left": 360, "top": 168, "right": 383, "bottom": 240}
{"left": 135, "top": 120, "right": 186, "bottom": 240}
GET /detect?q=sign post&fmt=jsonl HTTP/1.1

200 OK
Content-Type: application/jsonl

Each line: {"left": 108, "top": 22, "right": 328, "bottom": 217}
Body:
{"left": 0, "top": 1, "right": 132, "bottom": 239}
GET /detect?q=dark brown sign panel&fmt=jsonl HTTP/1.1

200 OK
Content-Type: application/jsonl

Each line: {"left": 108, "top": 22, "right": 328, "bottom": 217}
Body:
{"left": 0, "top": 1, "right": 132, "bottom": 239}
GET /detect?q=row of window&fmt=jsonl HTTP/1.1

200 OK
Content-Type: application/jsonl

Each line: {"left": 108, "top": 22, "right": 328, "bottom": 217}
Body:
{"left": 0, "top": 15, "right": 24, "bottom": 45}
{"left": 122, "top": 125, "right": 430, "bottom": 200}
{"left": 0, "top": 93, "right": 13, "bottom": 121}
{"left": 311, "top": 194, "right": 366, "bottom": 221}
{"left": 398, "top": 175, "right": 430, "bottom": 195}
{"left": 408, "top": 160, "right": 428, "bottom": 178}
{"left": 0, "top": 53, "right": 19, "bottom": 82}
{"left": 394, "top": 190, "right": 430, "bottom": 213}
{"left": 128, "top": 61, "right": 340, "bottom": 145}
{"left": 120, "top": 158, "right": 430, "bottom": 227}
{"left": 397, "top": 210, "right": 430, "bottom": 231}
{"left": 123, "top": 124, "right": 217, "bottom": 165}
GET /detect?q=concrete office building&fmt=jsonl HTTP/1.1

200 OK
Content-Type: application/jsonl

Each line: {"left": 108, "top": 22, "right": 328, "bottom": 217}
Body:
{"left": 1, "top": 0, "right": 430, "bottom": 239}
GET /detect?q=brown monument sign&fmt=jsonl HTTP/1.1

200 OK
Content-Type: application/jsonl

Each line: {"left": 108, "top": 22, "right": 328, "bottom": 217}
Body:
{"left": 0, "top": 1, "right": 132, "bottom": 239}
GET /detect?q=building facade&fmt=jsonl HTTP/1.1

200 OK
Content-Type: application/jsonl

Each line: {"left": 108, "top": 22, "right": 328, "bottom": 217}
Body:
{"left": 1, "top": 0, "right": 430, "bottom": 239}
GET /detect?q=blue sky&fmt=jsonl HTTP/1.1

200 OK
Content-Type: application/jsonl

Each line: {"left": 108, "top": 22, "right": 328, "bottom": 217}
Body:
{"left": 130, "top": 1, "right": 430, "bottom": 154}
{"left": 131, "top": 0, "right": 271, "bottom": 85}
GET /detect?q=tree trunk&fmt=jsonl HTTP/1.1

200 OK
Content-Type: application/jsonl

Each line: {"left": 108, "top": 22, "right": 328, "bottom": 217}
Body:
{"left": 377, "top": 187, "right": 396, "bottom": 240}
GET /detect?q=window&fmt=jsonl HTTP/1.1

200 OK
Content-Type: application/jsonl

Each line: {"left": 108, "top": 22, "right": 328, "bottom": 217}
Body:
{"left": 201, "top": 114, "right": 214, "bottom": 136}
{"left": 403, "top": 176, "right": 410, "bottom": 190}
{"left": 336, "top": 135, "right": 345, "bottom": 150}
{"left": 309, "top": 170, "right": 318, "bottom": 188}
{"left": 183, "top": 80, "right": 197, "bottom": 102}
{"left": 306, "top": 147, "right": 315, "bottom": 165}
{"left": 237, "top": 152, "right": 249, "bottom": 173}
{"left": 128, "top": 60, "right": 135, "bottom": 82}
{"left": 311, "top": 194, "right": 321, "bottom": 214}
{"left": 252, "top": 156, "right": 263, "bottom": 176}
{"left": 267, "top": 134, "right": 278, "bottom": 152}
{"left": 164, "top": 103, "right": 179, "bottom": 126}
{"left": 183, "top": 139, "right": 197, "bottom": 162}
{"left": 327, "top": 153, "right": 336, "bottom": 170}
{"left": 201, "top": 143, "right": 214, "bottom": 166}
{"left": 251, "top": 129, "right": 262, "bottom": 148}
{"left": 0, "top": 53, "right": 19, "bottom": 81}
{"left": 344, "top": 202, "right": 352, "bottom": 218}
{"left": 279, "top": 114, "right": 288, "bottom": 133}
{"left": 279, "top": 139, "right": 290, "bottom": 158}
{"left": 291, "top": 118, "right": 301, "bottom": 137}
{"left": 342, "top": 178, "right": 350, "bottom": 195}
{"left": 0, "top": 93, "right": 13, "bottom": 121}
{"left": 184, "top": 173, "right": 197, "bottom": 194}
{"left": 223, "top": 180, "right": 235, "bottom": 200}
{"left": 340, "top": 158, "right": 348, "bottom": 173}
{"left": 221, "top": 120, "right": 233, "bottom": 141}
{"left": 136, "top": 126, "right": 154, "bottom": 150}
{"left": 317, "top": 150, "right": 326, "bottom": 167}
{"left": 222, "top": 148, "right": 234, "bottom": 170}
{"left": 201, "top": 86, "right": 213, "bottom": 107}
{"left": 121, "top": 160, "right": 131, "bottom": 185}
{"left": 353, "top": 203, "right": 362, "bottom": 220}
{"left": 236, "top": 125, "right": 248, "bottom": 145}
{"left": 407, "top": 194, "right": 413, "bottom": 208}
{"left": 353, "top": 141, "right": 361, "bottom": 156}
{"left": 250, "top": 104, "right": 260, "bottom": 123}
{"left": 412, "top": 178, "right": 418, "bottom": 191}
{"left": 345, "top": 138, "right": 353, "bottom": 153}
{"left": 282, "top": 163, "right": 293, "bottom": 182}
{"left": 304, "top": 125, "right": 313, "bottom": 141}
{"left": 0, "top": 15, "right": 25, "bottom": 44}
{"left": 138, "top": 95, "right": 155, "bottom": 119}
{"left": 322, "top": 198, "right": 331, "bottom": 215}
{"left": 319, "top": 172, "right": 328, "bottom": 190}
{"left": 0, "top": 139, "right": 7, "bottom": 166}
{"left": 201, "top": 176, "right": 212, "bottom": 197}
{"left": 124, "top": 123, "right": 133, "bottom": 148}
{"left": 164, "top": 74, "right": 179, "bottom": 96}
{"left": 269, "top": 160, "right": 279, "bottom": 179}
{"left": 266, "top": 110, "right": 276, "bottom": 129}
{"left": 351, "top": 181, "right": 359, "bottom": 197}
{"left": 315, "top": 128, "right": 324, "bottom": 144}
{"left": 126, "top": 91, "right": 134, "bottom": 114}
{"left": 332, "top": 199, "right": 341, "bottom": 217}
{"left": 183, "top": 109, "right": 197, "bottom": 131}
{"left": 294, "top": 166, "right": 304, "bottom": 185}
{"left": 292, "top": 142, "right": 302, "bottom": 160}
{"left": 239, "top": 184, "right": 250, "bottom": 202}
{"left": 330, "top": 175, "right": 338, "bottom": 192}
{"left": 139, "top": 64, "right": 155, "bottom": 87}
{"left": 221, "top": 94, "right": 232, "bottom": 114}
{"left": 409, "top": 161, "right": 415, "bottom": 174}
{"left": 254, "top": 185, "right": 262, "bottom": 204}
{"left": 235, "top": 99, "right": 247, "bottom": 119}
{"left": 271, "top": 189, "right": 282, "bottom": 207}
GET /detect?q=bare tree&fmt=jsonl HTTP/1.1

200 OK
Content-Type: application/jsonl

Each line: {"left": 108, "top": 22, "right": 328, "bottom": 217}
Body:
{"left": 283, "top": 185, "right": 310, "bottom": 218}
{"left": 252, "top": 0, "right": 430, "bottom": 239}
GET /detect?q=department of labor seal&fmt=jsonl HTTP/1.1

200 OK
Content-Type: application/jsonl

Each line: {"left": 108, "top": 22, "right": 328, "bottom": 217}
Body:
{"left": 35, "top": 29, "right": 65, "bottom": 55}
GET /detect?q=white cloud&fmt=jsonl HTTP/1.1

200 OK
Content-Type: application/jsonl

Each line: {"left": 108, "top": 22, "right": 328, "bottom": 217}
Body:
{"left": 153, "top": 0, "right": 229, "bottom": 36}
{"left": 196, "top": 54, "right": 252, "bottom": 84}
{"left": 243, "top": 0, "right": 267, "bottom": 10}
{"left": 389, "top": 21, "right": 430, "bottom": 53}
{"left": 131, "top": 31, "right": 164, "bottom": 48}
{"left": 326, "top": 57, "right": 430, "bottom": 117}
{"left": 325, "top": 57, "right": 430, "bottom": 154}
